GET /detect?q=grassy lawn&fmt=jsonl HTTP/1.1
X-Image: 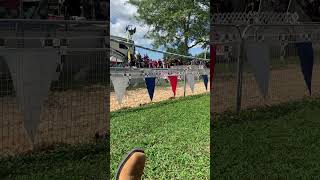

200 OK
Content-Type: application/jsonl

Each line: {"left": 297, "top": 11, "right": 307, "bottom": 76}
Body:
{"left": 212, "top": 98, "right": 320, "bottom": 179}
{"left": 0, "top": 142, "right": 108, "bottom": 180}
{"left": 111, "top": 94, "right": 210, "bottom": 179}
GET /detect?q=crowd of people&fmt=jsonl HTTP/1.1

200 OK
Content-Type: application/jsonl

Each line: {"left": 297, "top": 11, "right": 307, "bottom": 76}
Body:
{"left": 128, "top": 53, "right": 209, "bottom": 69}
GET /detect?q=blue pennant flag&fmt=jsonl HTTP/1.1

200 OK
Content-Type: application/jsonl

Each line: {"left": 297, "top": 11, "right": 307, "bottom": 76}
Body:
{"left": 296, "top": 42, "right": 314, "bottom": 95}
{"left": 145, "top": 77, "right": 156, "bottom": 101}
{"left": 202, "top": 75, "right": 208, "bottom": 90}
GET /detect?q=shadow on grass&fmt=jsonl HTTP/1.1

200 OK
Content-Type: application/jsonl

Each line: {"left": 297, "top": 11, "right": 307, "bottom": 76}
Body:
{"left": 212, "top": 97, "right": 320, "bottom": 128}
{"left": 0, "top": 140, "right": 109, "bottom": 180}
{"left": 211, "top": 97, "right": 320, "bottom": 178}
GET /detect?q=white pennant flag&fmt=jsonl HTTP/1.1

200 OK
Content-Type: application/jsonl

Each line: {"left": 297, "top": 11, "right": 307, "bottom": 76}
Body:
{"left": 111, "top": 75, "right": 129, "bottom": 104}
{"left": 246, "top": 42, "right": 270, "bottom": 98}
{"left": 1, "top": 49, "right": 60, "bottom": 142}
{"left": 186, "top": 73, "right": 195, "bottom": 93}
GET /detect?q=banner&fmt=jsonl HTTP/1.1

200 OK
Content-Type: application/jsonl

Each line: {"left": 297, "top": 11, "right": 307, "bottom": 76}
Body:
{"left": 186, "top": 73, "right": 195, "bottom": 93}
{"left": 1, "top": 49, "right": 60, "bottom": 142}
{"left": 145, "top": 77, "right": 156, "bottom": 101}
{"left": 111, "top": 75, "right": 130, "bottom": 104}
{"left": 296, "top": 42, "right": 314, "bottom": 95}
{"left": 202, "top": 75, "right": 209, "bottom": 90}
{"left": 246, "top": 42, "right": 270, "bottom": 98}
{"left": 168, "top": 75, "right": 178, "bottom": 97}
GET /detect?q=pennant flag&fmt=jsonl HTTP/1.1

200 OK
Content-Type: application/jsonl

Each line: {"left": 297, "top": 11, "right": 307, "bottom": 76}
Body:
{"left": 246, "top": 42, "right": 270, "bottom": 98}
{"left": 210, "top": 45, "right": 216, "bottom": 89}
{"left": 145, "top": 77, "right": 156, "bottom": 101}
{"left": 111, "top": 75, "right": 129, "bottom": 104}
{"left": 296, "top": 42, "right": 314, "bottom": 95}
{"left": 1, "top": 49, "right": 60, "bottom": 142}
{"left": 168, "top": 75, "right": 178, "bottom": 97}
{"left": 202, "top": 75, "right": 209, "bottom": 90}
{"left": 186, "top": 73, "right": 195, "bottom": 93}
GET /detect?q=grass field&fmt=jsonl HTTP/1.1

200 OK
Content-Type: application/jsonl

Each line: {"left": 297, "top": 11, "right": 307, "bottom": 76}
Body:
{"left": 212, "top": 98, "right": 320, "bottom": 179}
{"left": 111, "top": 94, "right": 210, "bottom": 179}
{"left": 0, "top": 142, "right": 108, "bottom": 180}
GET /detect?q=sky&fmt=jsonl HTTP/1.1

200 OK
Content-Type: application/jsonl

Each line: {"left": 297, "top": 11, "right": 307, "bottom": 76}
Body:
{"left": 110, "top": 0, "right": 205, "bottom": 60}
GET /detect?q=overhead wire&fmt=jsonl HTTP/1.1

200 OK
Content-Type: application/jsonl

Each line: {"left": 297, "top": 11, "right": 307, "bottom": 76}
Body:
{"left": 110, "top": 38, "right": 210, "bottom": 61}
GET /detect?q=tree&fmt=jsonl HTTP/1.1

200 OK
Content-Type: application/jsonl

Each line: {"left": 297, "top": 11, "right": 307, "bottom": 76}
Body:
{"left": 195, "top": 51, "right": 210, "bottom": 59}
{"left": 128, "top": 0, "right": 209, "bottom": 56}
{"left": 163, "top": 43, "right": 193, "bottom": 63}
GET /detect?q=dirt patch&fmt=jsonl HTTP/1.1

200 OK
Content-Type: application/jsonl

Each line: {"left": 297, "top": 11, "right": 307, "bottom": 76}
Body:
{"left": 211, "top": 64, "right": 320, "bottom": 114}
{"left": 110, "top": 81, "right": 210, "bottom": 111}
{"left": 0, "top": 87, "right": 108, "bottom": 155}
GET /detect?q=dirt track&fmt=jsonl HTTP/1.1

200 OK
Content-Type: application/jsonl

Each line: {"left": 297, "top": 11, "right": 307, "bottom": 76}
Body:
{"left": 110, "top": 81, "right": 210, "bottom": 111}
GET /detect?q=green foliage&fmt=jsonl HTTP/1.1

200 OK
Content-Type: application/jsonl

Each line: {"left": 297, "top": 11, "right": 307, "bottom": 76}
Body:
{"left": 128, "top": 0, "right": 209, "bottom": 55}
{"left": 163, "top": 44, "right": 193, "bottom": 63}
{"left": 195, "top": 51, "right": 210, "bottom": 59}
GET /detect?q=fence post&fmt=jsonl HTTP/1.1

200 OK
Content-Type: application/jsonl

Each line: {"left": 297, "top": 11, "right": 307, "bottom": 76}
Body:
{"left": 236, "top": 37, "right": 245, "bottom": 113}
{"left": 183, "top": 69, "right": 187, "bottom": 97}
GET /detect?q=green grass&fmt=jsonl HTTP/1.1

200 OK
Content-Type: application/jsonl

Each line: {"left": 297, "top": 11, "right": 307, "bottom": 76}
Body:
{"left": 0, "top": 142, "right": 108, "bottom": 180}
{"left": 111, "top": 94, "right": 210, "bottom": 179}
{"left": 212, "top": 98, "right": 320, "bottom": 179}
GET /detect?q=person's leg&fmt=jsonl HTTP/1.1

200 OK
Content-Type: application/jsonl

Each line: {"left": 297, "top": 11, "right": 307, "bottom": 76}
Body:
{"left": 115, "top": 148, "right": 146, "bottom": 180}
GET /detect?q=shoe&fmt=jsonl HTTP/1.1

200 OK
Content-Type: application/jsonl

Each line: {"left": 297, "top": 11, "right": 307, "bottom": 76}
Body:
{"left": 115, "top": 148, "right": 146, "bottom": 180}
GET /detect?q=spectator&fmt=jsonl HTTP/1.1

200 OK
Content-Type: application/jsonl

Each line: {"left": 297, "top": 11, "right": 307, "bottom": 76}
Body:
{"left": 158, "top": 60, "right": 162, "bottom": 68}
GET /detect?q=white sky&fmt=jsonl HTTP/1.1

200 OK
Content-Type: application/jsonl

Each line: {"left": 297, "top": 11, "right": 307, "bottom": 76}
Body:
{"left": 110, "top": 0, "right": 204, "bottom": 59}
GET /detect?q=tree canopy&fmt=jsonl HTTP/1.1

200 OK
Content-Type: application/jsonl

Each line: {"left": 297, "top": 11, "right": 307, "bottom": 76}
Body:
{"left": 128, "top": 0, "right": 210, "bottom": 56}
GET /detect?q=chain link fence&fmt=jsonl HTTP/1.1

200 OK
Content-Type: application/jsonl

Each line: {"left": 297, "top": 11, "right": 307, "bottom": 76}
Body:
{"left": 211, "top": 23, "right": 320, "bottom": 114}
{"left": 0, "top": 20, "right": 109, "bottom": 159}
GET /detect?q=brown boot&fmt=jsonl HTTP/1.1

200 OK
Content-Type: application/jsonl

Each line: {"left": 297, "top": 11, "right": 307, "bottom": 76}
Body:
{"left": 115, "top": 148, "right": 146, "bottom": 180}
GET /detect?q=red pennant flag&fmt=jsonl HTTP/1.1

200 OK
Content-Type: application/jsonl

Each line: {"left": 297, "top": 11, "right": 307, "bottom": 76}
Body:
{"left": 168, "top": 75, "right": 178, "bottom": 97}
{"left": 210, "top": 45, "right": 216, "bottom": 89}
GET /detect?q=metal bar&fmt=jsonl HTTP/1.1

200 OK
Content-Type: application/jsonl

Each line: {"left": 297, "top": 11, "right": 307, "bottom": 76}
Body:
{"left": 0, "top": 48, "right": 108, "bottom": 51}
{"left": 258, "top": 0, "right": 263, "bottom": 13}
{"left": 0, "top": 19, "right": 108, "bottom": 25}
{"left": 183, "top": 69, "right": 187, "bottom": 97}
{"left": 236, "top": 25, "right": 253, "bottom": 113}
{"left": 211, "top": 23, "right": 320, "bottom": 27}
{"left": 236, "top": 38, "right": 245, "bottom": 113}
{"left": 20, "top": 0, "right": 24, "bottom": 18}
{"left": 2, "top": 37, "right": 107, "bottom": 40}
{"left": 287, "top": 0, "right": 293, "bottom": 12}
